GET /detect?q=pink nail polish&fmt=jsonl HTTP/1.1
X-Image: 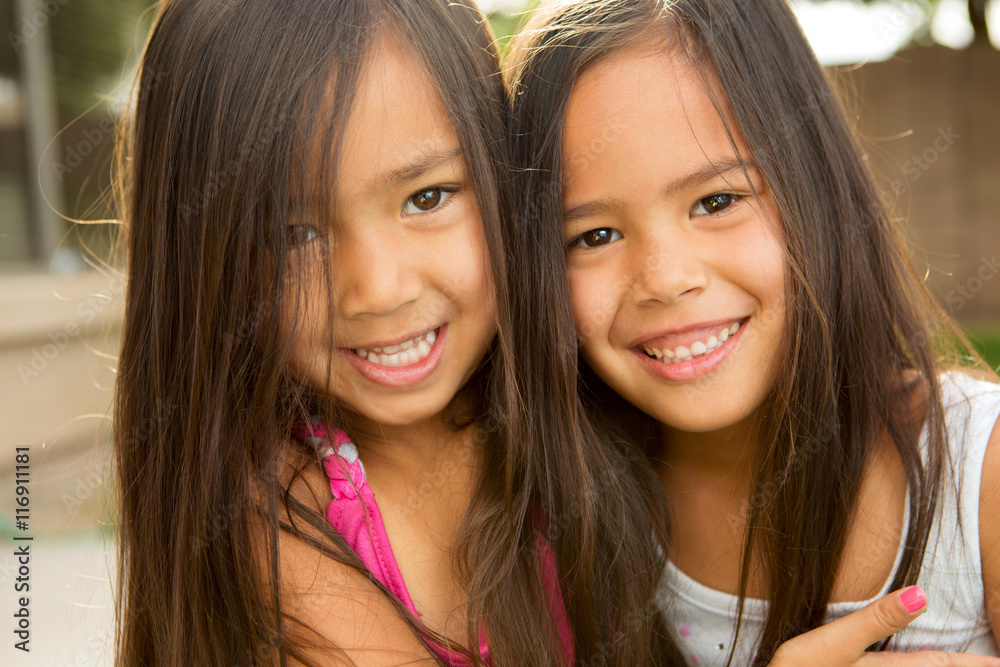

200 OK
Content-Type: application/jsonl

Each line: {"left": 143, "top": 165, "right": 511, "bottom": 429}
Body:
{"left": 899, "top": 586, "right": 927, "bottom": 613}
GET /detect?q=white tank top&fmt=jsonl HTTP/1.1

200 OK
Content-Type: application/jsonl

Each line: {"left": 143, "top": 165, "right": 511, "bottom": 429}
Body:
{"left": 657, "top": 372, "right": 1000, "bottom": 665}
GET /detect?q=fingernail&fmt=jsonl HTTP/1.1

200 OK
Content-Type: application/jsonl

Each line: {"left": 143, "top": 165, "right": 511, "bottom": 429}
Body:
{"left": 899, "top": 586, "right": 927, "bottom": 613}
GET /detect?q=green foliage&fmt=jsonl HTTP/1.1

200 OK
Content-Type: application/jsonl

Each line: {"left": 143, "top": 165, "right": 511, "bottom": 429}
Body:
{"left": 966, "top": 323, "right": 1000, "bottom": 372}
{"left": 488, "top": 1, "right": 538, "bottom": 55}
{"left": 489, "top": 10, "right": 527, "bottom": 52}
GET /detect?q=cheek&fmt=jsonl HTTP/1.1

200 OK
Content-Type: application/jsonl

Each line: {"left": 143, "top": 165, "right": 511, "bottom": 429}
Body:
{"left": 737, "top": 223, "right": 788, "bottom": 336}
{"left": 454, "top": 220, "right": 492, "bottom": 303}
{"left": 568, "top": 267, "right": 614, "bottom": 345}
{"left": 733, "top": 203, "right": 787, "bottom": 299}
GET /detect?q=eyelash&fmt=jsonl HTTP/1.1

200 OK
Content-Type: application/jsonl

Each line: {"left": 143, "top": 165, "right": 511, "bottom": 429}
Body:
{"left": 690, "top": 192, "right": 743, "bottom": 217}
{"left": 568, "top": 228, "right": 622, "bottom": 250}
{"left": 401, "top": 186, "right": 458, "bottom": 217}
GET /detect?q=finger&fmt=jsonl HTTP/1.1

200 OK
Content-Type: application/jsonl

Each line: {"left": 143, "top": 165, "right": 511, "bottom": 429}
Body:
{"left": 824, "top": 586, "right": 929, "bottom": 653}
{"left": 769, "top": 587, "right": 927, "bottom": 665}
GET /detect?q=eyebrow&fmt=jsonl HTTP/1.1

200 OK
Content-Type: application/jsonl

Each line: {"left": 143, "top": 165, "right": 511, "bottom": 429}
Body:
{"left": 370, "top": 148, "right": 464, "bottom": 194}
{"left": 562, "top": 158, "right": 756, "bottom": 224}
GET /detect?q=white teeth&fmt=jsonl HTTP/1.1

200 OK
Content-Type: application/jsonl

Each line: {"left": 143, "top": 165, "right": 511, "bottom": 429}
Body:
{"left": 353, "top": 328, "right": 439, "bottom": 367}
{"left": 642, "top": 320, "right": 743, "bottom": 364}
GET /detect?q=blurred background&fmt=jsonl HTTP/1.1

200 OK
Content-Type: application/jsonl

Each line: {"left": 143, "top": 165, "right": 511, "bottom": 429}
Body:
{"left": 0, "top": 0, "right": 998, "bottom": 664}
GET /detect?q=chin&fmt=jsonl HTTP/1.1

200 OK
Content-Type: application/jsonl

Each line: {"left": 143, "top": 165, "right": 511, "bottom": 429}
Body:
{"left": 647, "top": 403, "right": 752, "bottom": 436}
{"left": 350, "top": 393, "right": 455, "bottom": 429}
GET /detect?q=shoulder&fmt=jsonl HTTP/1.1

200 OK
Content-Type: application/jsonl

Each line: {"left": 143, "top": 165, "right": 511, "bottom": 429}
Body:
{"left": 266, "top": 444, "right": 436, "bottom": 666}
{"left": 277, "top": 525, "right": 436, "bottom": 666}
{"left": 932, "top": 371, "right": 1000, "bottom": 457}
{"left": 976, "top": 376, "right": 1000, "bottom": 640}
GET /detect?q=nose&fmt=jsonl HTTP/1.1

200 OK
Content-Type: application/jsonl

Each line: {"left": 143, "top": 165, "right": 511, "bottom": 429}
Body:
{"left": 335, "top": 227, "right": 424, "bottom": 318}
{"left": 627, "top": 226, "right": 707, "bottom": 306}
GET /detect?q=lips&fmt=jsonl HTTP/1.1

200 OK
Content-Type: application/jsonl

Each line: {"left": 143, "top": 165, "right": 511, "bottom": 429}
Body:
{"left": 641, "top": 319, "right": 742, "bottom": 363}
{"left": 352, "top": 328, "right": 438, "bottom": 368}
{"left": 341, "top": 325, "right": 447, "bottom": 388}
{"left": 630, "top": 317, "right": 748, "bottom": 381}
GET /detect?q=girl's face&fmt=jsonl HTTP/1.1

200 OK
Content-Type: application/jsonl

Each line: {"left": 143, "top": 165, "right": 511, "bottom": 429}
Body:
{"left": 561, "top": 41, "right": 786, "bottom": 437}
{"left": 286, "top": 41, "right": 496, "bottom": 432}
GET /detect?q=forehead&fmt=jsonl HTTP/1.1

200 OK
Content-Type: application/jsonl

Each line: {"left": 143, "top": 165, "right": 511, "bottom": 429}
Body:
{"left": 563, "top": 39, "right": 746, "bottom": 178}
{"left": 334, "top": 39, "right": 462, "bottom": 192}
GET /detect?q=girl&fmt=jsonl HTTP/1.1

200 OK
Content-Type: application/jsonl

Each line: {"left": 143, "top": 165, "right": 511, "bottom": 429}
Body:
{"left": 507, "top": 0, "right": 1000, "bottom": 664}
{"left": 111, "top": 0, "right": 670, "bottom": 664}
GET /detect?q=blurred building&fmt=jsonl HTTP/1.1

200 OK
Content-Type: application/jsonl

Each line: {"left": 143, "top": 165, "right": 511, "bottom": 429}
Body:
{"left": 1, "top": 2, "right": 145, "bottom": 664}
{"left": 2, "top": 0, "right": 140, "bottom": 496}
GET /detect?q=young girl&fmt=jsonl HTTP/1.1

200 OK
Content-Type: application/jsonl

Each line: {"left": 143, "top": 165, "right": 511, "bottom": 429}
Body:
{"left": 508, "top": 0, "right": 1000, "bottom": 664}
{"left": 111, "top": 0, "right": 671, "bottom": 664}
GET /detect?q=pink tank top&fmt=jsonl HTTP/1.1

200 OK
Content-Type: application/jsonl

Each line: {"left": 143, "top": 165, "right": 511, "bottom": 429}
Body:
{"left": 292, "top": 421, "right": 573, "bottom": 665}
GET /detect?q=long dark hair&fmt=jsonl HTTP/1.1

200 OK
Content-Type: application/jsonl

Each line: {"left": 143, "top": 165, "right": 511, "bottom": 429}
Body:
{"left": 113, "top": 0, "right": 670, "bottom": 664}
{"left": 507, "top": 0, "right": 992, "bottom": 662}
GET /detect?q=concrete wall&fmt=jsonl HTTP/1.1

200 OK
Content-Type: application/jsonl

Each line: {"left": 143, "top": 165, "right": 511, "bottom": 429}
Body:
{"left": 0, "top": 269, "right": 121, "bottom": 469}
{"left": 840, "top": 42, "right": 1000, "bottom": 322}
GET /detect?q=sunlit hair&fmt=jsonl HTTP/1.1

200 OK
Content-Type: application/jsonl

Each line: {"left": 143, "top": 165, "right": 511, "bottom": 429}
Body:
{"left": 507, "top": 0, "right": 994, "bottom": 662}
{"left": 112, "top": 0, "right": 671, "bottom": 664}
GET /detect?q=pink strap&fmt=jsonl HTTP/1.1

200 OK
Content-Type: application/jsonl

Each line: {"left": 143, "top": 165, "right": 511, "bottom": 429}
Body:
{"left": 292, "top": 421, "right": 573, "bottom": 665}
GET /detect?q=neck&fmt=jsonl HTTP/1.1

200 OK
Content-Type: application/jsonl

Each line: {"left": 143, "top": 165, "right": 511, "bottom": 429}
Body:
{"left": 348, "top": 412, "right": 482, "bottom": 557}
{"left": 344, "top": 412, "right": 458, "bottom": 474}
{"left": 654, "top": 418, "right": 759, "bottom": 494}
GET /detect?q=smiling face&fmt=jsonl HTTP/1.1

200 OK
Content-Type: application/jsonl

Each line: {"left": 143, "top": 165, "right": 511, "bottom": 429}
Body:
{"left": 284, "top": 40, "right": 496, "bottom": 434}
{"left": 561, "top": 40, "right": 787, "bottom": 438}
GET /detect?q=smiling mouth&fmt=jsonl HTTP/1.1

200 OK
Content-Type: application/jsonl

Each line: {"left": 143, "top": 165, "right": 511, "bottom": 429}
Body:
{"left": 352, "top": 328, "right": 439, "bottom": 368}
{"left": 640, "top": 319, "right": 745, "bottom": 363}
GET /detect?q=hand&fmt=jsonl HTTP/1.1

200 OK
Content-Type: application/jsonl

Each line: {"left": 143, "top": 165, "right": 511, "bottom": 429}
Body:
{"left": 769, "top": 587, "right": 1000, "bottom": 665}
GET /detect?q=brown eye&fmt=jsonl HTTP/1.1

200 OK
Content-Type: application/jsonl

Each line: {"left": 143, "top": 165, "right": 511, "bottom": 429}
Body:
{"left": 412, "top": 189, "right": 441, "bottom": 210}
{"left": 402, "top": 188, "right": 454, "bottom": 216}
{"left": 692, "top": 193, "right": 739, "bottom": 216}
{"left": 571, "top": 228, "right": 622, "bottom": 249}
